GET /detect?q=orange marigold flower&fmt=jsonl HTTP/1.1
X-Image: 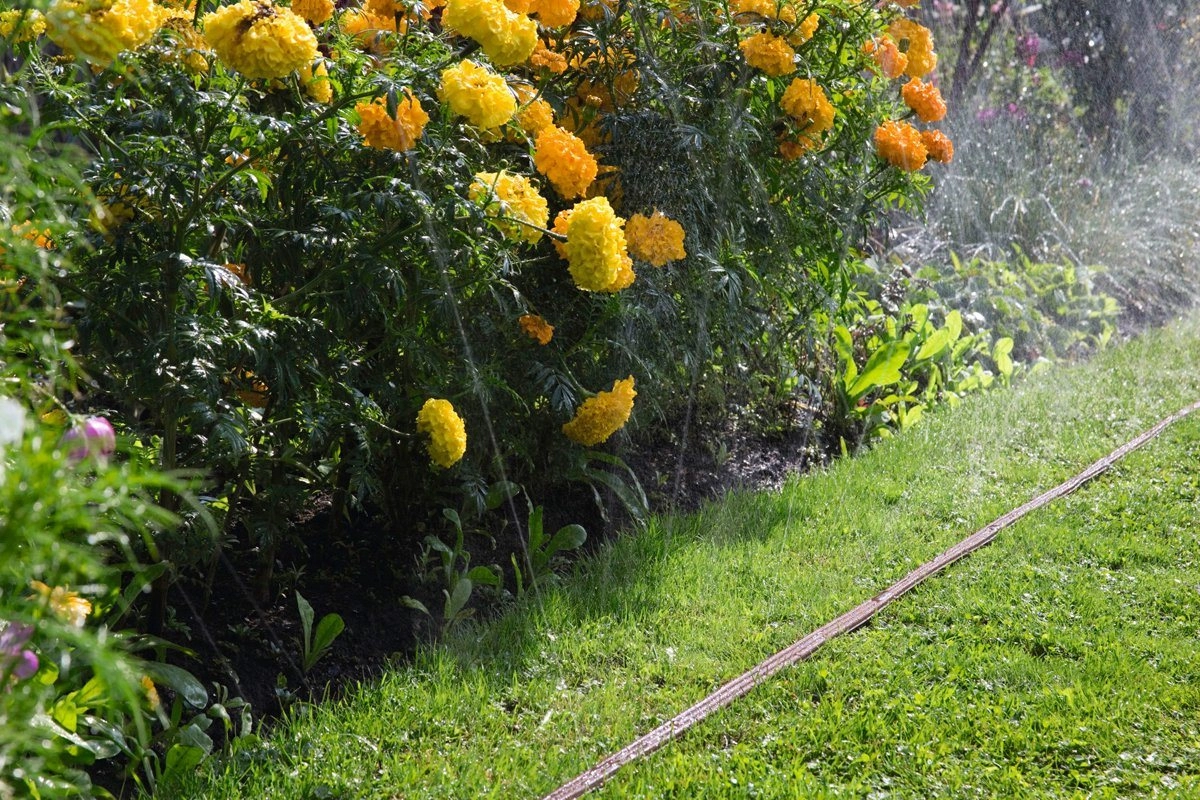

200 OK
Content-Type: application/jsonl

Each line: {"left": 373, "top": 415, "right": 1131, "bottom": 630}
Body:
{"left": 529, "top": 39, "right": 567, "bottom": 73}
{"left": 781, "top": 77, "right": 835, "bottom": 136}
{"left": 355, "top": 93, "right": 429, "bottom": 151}
{"left": 513, "top": 85, "right": 555, "bottom": 136}
{"left": 901, "top": 77, "right": 946, "bottom": 123}
{"left": 562, "top": 376, "right": 636, "bottom": 446}
{"left": 29, "top": 580, "right": 92, "bottom": 628}
{"left": 530, "top": 0, "right": 577, "bottom": 27}
{"left": 625, "top": 210, "right": 686, "bottom": 266}
{"left": 863, "top": 36, "right": 907, "bottom": 79}
{"left": 788, "top": 11, "right": 819, "bottom": 46}
{"left": 518, "top": 313, "right": 554, "bottom": 344}
{"left": 340, "top": 8, "right": 400, "bottom": 52}
{"left": 778, "top": 136, "right": 812, "bottom": 160}
{"left": 141, "top": 676, "right": 162, "bottom": 710}
{"left": 223, "top": 262, "right": 250, "bottom": 284}
{"left": 874, "top": 119, "right": 927, "bottom": 171}
{"left": 921, "top": 129, "right": 954, "bottom": 163}
{"left": 739, "top": 31, "right": 795, "bottom": 77}
{"left": 291, "top": 0, "right": 333, "bottom": 23}
{"left": 730, "top": 0, "right": 796, "bottom": 25}
{"left": 11, "top": 223, "right": 53, "bottom": 250}
{"left": 534, "top": 126, "right": 599, "bottom": 199}
{"left": 888, "top": 18, "right": 937, "bottom": 78}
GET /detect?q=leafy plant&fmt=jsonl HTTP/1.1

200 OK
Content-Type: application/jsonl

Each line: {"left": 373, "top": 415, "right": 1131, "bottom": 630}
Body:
{"left": 511, "top": 505, "right": 587, "bottom": 598}
{"left": 295, "top": 592, "right": 345, "bottom": 676}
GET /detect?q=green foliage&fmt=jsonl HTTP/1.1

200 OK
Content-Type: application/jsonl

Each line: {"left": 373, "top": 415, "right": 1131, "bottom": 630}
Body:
{"left": 511, "top": 504, "right": 587, "bottom": 598}
{"left": 917, "top": 250, "right": 1118, "bottom": 362}
{"left": 295, "top": 593, "right": 345, "bottom": 676}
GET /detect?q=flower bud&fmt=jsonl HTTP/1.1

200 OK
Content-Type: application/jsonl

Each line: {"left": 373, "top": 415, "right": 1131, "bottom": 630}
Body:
{"left": 63, "top": 416, "right": 117, "bottom": 464}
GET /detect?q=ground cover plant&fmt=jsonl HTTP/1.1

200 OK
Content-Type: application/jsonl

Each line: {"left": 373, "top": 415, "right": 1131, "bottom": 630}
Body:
{"left": 166, "top": 313, "right": 1200, "bottom": 798}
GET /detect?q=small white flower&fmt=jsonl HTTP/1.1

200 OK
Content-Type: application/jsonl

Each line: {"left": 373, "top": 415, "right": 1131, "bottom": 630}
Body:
{"left": 0, "top": 396, "right": 27, "bottom": 447}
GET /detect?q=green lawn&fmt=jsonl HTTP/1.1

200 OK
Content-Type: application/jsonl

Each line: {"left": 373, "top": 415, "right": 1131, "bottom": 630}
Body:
{"left": 173, "top": 315, "right": 1200, "bottom": 799}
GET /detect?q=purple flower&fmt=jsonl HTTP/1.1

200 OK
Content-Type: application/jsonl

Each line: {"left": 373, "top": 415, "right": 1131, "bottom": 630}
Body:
{"left": 0, "top": 623, "right": 38, "bottom": 681}
{"left": 1016, "top": 33, "right": 1039, "bottom": 67}
{"left": 975, "top": 107, "right": 1000, "bottom": 124}
{"left": 62, "top": 416, "right": 116, "bottom": 465}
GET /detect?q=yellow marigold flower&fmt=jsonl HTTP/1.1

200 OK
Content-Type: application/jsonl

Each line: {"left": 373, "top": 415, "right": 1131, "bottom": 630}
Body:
{"left": 625, "top": 210, "right": 685, "bottom": 267}
{"left": 29, "top": 580, "right": 92, "bottom": 628}
{"left": 788, "top": 11, "right": 818, "bottom": 46}
{"left": 560, "top": 196, "right": 633, "bottom": 292}
{"left": 141, "top": 676, "right": 161, "bottom": 710}
{"left": 504, "top": 0, "right": 532, "bottom": 12}
{"left": 439, "top": 59, "right": 517, "bottom": 130}
{"left": 300, "top": 59, "right": 332, "bottom": 103}
{"left": 202, "top": 0, "right": 318, "bottom": 80}
{"left": 0, "top": 9, "right": 47, "bottom": 43}
{"left": 901, "top": 77, "right": 946, "bottom": 123}
{"left": 874, "top": 119, "right": 927, "bottom": 171}
{"left": 562, "top": 376, "right": 636, "bottom": 446}
{"left": 530, "top": 0, "right": 577, "bottom": 27}
{"left": 47, "top": 0, "right": 171, "bottom": 66}
{"left": 291, "top": 0, "right": 333, "bottom": 23}
{"left": 781, "top": 77, "right": 834, "bottom": 137}
{"left": 529, "top": 39, "right": 567, "bottom": 73}
{"left": 921, "top": 129, "right": 953, "bottom": 163}
{"left": 518, "top": 313, "right": 554, "bottom": 344}
{"left": 739, "top": 32, "right": 794, "bottom": 77}
{"left": 470, "top": 170, "right": 549, "bottom": 245}
{"left": 863, "top": 35, "right": 907, "bottom": 79}
{"left": 416, "top": 398, "right": 466, "bottom": 469}
{"left": 355, "top": 93, "right": 428, "bottom": 151}
{"left": 889, "top": 18, "right": 936, "bottom": 78}
{"left": 442, "top": 0, "right": 536, "bottom": 67}
{"left": 161, "top": 12, "right": 210, "bottom": 73}
{"left": 534, "top": 125, "right": 598, "bottom": 199}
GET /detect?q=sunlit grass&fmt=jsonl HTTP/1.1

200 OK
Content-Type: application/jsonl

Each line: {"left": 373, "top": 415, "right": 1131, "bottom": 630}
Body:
{"left": 172, "top": 315, "right": 1200, "bottom": 799}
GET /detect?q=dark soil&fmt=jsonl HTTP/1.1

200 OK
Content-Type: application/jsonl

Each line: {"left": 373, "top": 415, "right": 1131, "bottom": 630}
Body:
{"left": 169, "top": 413, "right": 825, "bottom": 729}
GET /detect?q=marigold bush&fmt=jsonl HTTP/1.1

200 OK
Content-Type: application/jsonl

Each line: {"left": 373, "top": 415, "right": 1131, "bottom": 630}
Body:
{"left": 0, "top": 0, "right": 961, "bottom": 784}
